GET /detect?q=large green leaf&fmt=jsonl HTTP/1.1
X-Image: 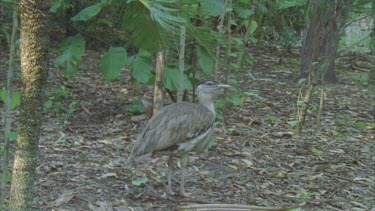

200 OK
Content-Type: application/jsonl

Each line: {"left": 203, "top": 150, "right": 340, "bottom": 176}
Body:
{"left": 71, "top": 3, "right": 103, "bottom": 21}
{"left": 100, "top": 47, "right": 127, "bottom": 81}
{"left": 249, "top": 20, "right": 257, "bottom": 34}
{"left": 197, "top": 47, "right": 213, "bottom": 75}
{"left": 131, "top": 51, "right": 153, "bottom": 84}
{"left": 277, "top": 0, "right": 307, "bottom": 9}
{"left": 237, "top": 8, "right": 254, "bottom": 19}
{"left": 163, "top": 66, "right": 192, "bottom": 91}
{"left": 54, "top": 34, "right": 86, "bottom": 77}
{"left": 199, "top": 0, "right": 225, "bottom": 17}
{"left": 0, "top": 89, "right": 21, "bottom": 109}
{"left": 122, "top": 0, "right": 186, "bottom": 52}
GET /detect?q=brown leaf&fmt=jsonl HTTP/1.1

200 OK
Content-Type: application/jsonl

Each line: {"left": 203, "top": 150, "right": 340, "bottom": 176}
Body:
{"left": 50, "top": 190, "right": 74, "bottom": 207}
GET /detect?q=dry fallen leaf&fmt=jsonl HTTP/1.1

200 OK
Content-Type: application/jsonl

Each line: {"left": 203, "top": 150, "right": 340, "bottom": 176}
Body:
{"left": 49, "top": 190, "right": 74, "bottom": 207}
{"left": 101, "top": 172, "right": 118, "bottom": 179}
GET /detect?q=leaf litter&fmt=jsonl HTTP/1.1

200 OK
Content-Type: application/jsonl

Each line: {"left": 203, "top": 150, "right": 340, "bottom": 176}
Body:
{"left": 1, "top": 47, "right": 374, "bottom": 210}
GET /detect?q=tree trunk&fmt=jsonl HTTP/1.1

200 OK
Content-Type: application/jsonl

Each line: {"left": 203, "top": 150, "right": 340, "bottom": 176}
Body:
{"left": 9, "top": 0, "right": 49, "bottom": 210}
{"left": 213, "top": 0, "right": 228, "bottom": 81}
{"left": 153, "top": 51, "right": 165, "bottom": 114}
{"left": 371, "top": 0, "right": 375, "bottom": 119}
{"left": 300, "top": 0, "right": 352, "bottom": 83}
{"left": 322, "top": 0, "right": 352, "bottom": 83}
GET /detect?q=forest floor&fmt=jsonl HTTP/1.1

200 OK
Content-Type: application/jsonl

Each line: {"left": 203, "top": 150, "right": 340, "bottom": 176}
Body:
{"left": 0, "top": 46, "right": 374, "bottom": 210}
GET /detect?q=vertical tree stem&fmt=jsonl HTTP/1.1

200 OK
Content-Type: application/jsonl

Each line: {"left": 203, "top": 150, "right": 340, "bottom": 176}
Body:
{"left": 1, "top": 6, "right": 18, "bottom": 209}
{"left": 153, "top": 51, "right": 165, "bottom": 114}
{"left": 177, "top": 26, "right": 186, "bottom": 103}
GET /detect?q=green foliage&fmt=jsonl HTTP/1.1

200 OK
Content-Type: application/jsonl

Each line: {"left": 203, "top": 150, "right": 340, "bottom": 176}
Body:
{"left": 199, "top": 0, "right": 225, "bottom": 17}
{"left": 298, "top": 192, "right": 318, "bottom": 202}
{"left": 54, "top": 34, "right": 86, "bottom": 77}
{"left": 196, "top": 47, "right": 213, "bottom": 75}
{"left": 130, "top": 51, "right": 153, "bottom": 84}
{"left": 287, "top": 120, "right": 299, "bottom": 127}
{"left": 0, "top": 88, "right": 21, "bottom": 109}
{"left": 266, "top": 115, "right": 277, "bottom": 123}
{"left": 100, "top": 47, "right": 127, "bottom": 81}
{"left": 49, "top": 0, "right": 72, "bottom": 13}
{"left": 163, "top": 66, "right": 193, "bottom": 91}
{"left": 310, "top": 147, "right": 324, "bottom": 156}
{"left": 207, "top": 138, "right": 217, "bottom": 149}
{"left": 132, "top": 177, "right": 148, "bottom": 186}
{"left": 6, "top": 131, "right": 17, "bottom": 141}
{"left": 71, "top": 2, "right": 104, "bottom": 22}
{"left": 44, "top": 86, "right": 76, "bottom": 126}
{"left": 6, "top": 175, "right": 12, "bottom": 183}
{"left": 354, "top": 122, "right": 366, "bottom": 129}
{"left": 127, "top": 100, "right": 146, "bottom": 114}
{"left": 120, "top": 0, "right": 186, "bottom": 52}
{"left": 277, "top": 0, "right": 307, "bottom": 10}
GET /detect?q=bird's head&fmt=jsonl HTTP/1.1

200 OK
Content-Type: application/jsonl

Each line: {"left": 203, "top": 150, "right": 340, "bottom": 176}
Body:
{"left": 197, "top": 80, "right": 230, "bottom": 102}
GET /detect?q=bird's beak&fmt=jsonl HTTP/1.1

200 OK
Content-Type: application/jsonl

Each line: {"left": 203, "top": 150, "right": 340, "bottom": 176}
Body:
{"left": 217, "top": 84, "right": 231, "bottom": 88}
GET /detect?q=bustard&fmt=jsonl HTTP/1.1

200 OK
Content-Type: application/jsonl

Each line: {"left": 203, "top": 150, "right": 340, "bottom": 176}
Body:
{"left": 128, "top": 81, "right": 230, "bottom": 196}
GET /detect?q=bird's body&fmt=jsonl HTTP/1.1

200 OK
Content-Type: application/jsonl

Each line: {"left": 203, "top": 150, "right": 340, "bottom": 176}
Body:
{"left": 128, "top": 81, "right": 230, "bottom": 196}
{"left": 130, "top": 102, "right": 215, "bottom": 157}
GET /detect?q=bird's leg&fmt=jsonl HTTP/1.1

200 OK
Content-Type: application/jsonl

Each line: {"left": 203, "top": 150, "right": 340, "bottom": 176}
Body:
{"left": 179, "top": 153, "right": 191, "bottom": 197}
{"left": 167, "top": 154, "right": 175, "bottom": 195}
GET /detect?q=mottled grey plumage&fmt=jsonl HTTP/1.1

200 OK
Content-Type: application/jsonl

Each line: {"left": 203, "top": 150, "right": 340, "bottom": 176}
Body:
{"left": 128, "top": 81, "right": 230, "bottom": 196}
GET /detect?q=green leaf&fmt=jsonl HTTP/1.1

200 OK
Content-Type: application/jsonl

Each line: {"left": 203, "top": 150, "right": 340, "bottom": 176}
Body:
{"left": 298, "top": 78, "right": 307, "bottom": 85}
{"left": 131, "top": 51, "right": 153, "bottom": 84}
{"left": 132, "top": 177, "right": 148, "bottom": 186}
{"left": 199, "top": 0, "right": 225, "bottom": 17}
{"left": 233, "top": 38, "right": 243, "bottom": 45}
{"left": 6, "top": 131, "right": 18, "bottom": 140}
{"left": 44, "top": 97, "right": 54, "bottom": 110}
{"left": 163, "top": 66, "right": 192, "bottom": 91}
{"left": 237, "top": 8, "right": 254, "bottom": 18}
{"left": 100, "top": 47, "right": 127, "bottom": 81}
{"left": 71, "top": 3, "right": 103, "bottom": 22}
{"left": 207, "top": 138, "right": 217, "bottom": 149}
{"left": 277, "top": 0, "right": 307, "bottom": 9}
{"left": 7, "top": 175, "right": 12, "bottom": 183}
{"left": 54, "top": 34, "right": 86, "bottom": 77}
{"left": 250, "top": 20, "right": 257, "bottom": 34}
{"left": 197, "top": 47, "right": 213, "bottom": 75}
{"left": 0, "top": 89, "right": 21, "bottom": 109}
{"left": 355, "top": 122, "right": 366, "bottom": 129}
{"left": 127, "top": 100, "right": 145, "bottom": 114}
{"left": 310, "top": 148, "right": 324, "bottom": 156}
{"left": 50, "top": 0, "right": 63, "bottom": 13}
{"left": 287, "top": 120, "right": 299, "bottom": 126}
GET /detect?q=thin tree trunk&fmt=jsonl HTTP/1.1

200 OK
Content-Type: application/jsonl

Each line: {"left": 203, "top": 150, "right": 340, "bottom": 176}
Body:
{"left": 0, "top": 6, "right": 18, "bottom": 209}
{"left": 153, "top": 51, "right": 165, "bottom": 114}
{"left": 177, "top": 26, "right": 186, "bottom": 103}
{"left": 222, "top": 0, "right": 232, "bottom": 122}
{"left": 214, "top": 0, "right": 228, "bottom": 81}
{"left": 370, "top": 0, "right": 375, "bottom": 119}
{"left": 299, "top": 0, "right": 321, "bottom": 79}
{"left": 9, "top": 0, "right": 49, "bottom": 210}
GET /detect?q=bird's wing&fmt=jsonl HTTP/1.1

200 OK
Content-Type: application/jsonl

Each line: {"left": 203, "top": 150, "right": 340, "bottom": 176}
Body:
{"left": 130, "top": 102, "right": 215, "bottom": 157}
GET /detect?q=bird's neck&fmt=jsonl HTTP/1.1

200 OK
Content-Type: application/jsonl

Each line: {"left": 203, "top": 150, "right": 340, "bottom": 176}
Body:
{"left": 198, "top": 94, "right": 215, "bottom": 116}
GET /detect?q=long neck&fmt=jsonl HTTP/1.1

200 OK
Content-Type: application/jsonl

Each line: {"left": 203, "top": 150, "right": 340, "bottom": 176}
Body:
{"left": 198, "top": 93, "right": 215, "bottom": 116}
